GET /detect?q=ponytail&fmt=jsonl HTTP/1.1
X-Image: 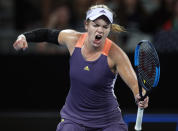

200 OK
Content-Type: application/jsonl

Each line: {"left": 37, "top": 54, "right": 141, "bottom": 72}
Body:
{"left": 85, "top": 20, "right": 126, "bottom": 33}
{"left": 111, "top": 24, "right": 126, "bottom": 32}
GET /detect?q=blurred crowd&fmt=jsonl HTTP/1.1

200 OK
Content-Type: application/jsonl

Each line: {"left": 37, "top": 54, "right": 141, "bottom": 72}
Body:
{"left": 0, "top": 0, "right": 178, "bottom": 54}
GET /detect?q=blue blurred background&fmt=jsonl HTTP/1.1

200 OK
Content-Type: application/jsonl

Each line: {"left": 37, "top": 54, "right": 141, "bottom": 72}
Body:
{"left": 0, "top": 0, "right": 178, "bottom": 130}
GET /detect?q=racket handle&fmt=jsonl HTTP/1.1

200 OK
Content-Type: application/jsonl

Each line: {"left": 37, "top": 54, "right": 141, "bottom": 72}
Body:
{"left": 135, "top": 107, "right": 144, "bottom": 131}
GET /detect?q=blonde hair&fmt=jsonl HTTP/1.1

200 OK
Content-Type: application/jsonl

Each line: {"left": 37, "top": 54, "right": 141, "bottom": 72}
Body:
{"left": 87, "top": 4, "right": 126, "bottom": 33}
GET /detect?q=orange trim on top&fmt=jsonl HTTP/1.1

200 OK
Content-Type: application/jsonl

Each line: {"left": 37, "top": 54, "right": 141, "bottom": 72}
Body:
{"left": 102, "top": 38, "right": 112, "bottom": 56}
{"left": 75, "top": 33, "right": 87, "bottom": 48}
{"left": 75, "top": 33, "right": 112, "bottom": 56}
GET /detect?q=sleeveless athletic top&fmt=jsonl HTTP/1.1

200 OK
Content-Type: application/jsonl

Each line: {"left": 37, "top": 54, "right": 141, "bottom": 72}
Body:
{"left": 60, "top": 33, "right": 125, "bottom": 128}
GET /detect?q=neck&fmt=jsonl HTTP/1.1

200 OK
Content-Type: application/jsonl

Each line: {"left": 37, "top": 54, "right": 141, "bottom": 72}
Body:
{"left": 84, "top": 36, "right": 105, "bottom": 53}
{"left": 81, "top": 37, "right": 105, "bottom": 61}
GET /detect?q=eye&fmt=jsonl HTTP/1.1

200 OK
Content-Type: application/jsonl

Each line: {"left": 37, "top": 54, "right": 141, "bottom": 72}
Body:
{"left": 93, "top": 24, "right": 99, "bottom": 27}
{"left": 103, "top": 26, "right": 108, "bottom": 29}
{"left": 103, "top": 25, "right": 109, "bottom": 29}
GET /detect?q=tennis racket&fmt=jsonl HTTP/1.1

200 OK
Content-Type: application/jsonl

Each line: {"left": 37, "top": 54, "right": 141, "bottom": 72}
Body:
{"left": 134, "top": 40, "right": 160, "bottom": 131}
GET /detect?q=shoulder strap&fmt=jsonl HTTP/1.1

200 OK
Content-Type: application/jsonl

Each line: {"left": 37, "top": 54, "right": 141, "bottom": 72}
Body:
{"left": 102, "top": 38, "right": 112, "bottom": 56}
{"left": 75, "top": 33, "right": 87, "bottom": 48}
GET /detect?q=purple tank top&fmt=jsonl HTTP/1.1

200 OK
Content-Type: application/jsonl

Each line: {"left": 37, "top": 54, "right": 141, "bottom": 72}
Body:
{"left": 60, "top": 33, "right": 125, "bottom": 128}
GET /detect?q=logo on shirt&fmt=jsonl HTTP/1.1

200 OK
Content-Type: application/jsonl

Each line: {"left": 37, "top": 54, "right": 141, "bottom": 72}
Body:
{"left": 84, "top": 66, "right": 90, "bottom": 71}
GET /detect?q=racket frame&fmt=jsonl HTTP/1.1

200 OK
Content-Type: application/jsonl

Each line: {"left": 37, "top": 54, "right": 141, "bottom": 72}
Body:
{"left": 134, "top": 40, "right": 160, "bottom": 131}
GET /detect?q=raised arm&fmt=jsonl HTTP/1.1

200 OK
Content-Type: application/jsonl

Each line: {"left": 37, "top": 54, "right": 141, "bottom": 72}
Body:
{"left": 13, "top": 28, "right": 60, "bottom": 51}
{"left": 13, "top": 28, "right": 80, "bottom": 55}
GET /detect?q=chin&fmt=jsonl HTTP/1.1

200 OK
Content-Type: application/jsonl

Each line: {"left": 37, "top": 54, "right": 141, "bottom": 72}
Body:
{"left": 92, "top": 42, "right": 102, "bottom": 48}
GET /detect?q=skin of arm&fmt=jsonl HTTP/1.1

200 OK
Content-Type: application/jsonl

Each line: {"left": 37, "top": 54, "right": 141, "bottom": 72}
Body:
{"left": 108, "top": 42, "right": 139, "bottom": 97}
{"left": 108, "top": 42, "right": 149, "bottom": 108}
{"left": 58, "top": 29, "right": 81, "bottom": 55}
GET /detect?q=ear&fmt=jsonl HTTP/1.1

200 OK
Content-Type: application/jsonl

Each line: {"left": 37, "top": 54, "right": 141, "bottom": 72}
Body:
{"left": 84, "top": 20, "right": 88, "bottom": 31}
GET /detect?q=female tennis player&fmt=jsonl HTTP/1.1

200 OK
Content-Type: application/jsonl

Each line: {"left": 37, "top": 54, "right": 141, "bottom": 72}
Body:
{"left": 13, "top": 4, "right": 148, "bottom": 131}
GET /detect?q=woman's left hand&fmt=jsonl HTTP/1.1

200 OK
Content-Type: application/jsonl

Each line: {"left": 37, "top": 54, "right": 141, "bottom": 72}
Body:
{"left": 135, "top": 94, "right": 149, "bottom": 109}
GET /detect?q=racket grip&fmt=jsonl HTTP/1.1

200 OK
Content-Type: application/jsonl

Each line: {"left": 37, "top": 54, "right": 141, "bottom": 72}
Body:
{"left": 135, "top": 107, "right": 144, "bottom": 131}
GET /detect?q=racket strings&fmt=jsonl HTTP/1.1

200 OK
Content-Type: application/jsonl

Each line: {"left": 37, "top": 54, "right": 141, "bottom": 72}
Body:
{"left": 138, "top": 43, "right": 158, "bottom": 88}
{"left": 139, "top": 56, "right": 156, "bottom": 81}
{"left": 141, "top": 43, "right": 159, "bottom": 65}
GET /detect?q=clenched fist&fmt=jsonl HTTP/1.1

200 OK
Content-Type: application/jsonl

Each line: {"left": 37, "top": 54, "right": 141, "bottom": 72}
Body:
{"left": 13, "top": 34, "right": 28, "bottom": 51}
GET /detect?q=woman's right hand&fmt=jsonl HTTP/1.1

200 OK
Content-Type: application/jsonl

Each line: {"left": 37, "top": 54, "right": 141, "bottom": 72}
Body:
{"left": 13, "top": 34, "right": 28, "bottom": 51}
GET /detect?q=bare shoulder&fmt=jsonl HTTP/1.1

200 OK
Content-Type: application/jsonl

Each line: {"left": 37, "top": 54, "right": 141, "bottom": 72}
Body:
{"left": 58, "top": 29, "right": 82, "bottom": 46}
{"left": 58, "top": 29, "right": 83, "bottom": 55}
{"left": 108, "top": 41, "right": 131, "bottom": 68}
{"left": 109, "top": 42, "right": 128, "bottom": 61}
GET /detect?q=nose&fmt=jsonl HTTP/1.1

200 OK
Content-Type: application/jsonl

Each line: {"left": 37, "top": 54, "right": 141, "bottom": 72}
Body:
{"left": 97, "top": 26, "right": 104, "bottom": 33}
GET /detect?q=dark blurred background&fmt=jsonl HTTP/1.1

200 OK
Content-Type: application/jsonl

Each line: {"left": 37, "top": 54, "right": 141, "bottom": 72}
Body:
{"left": 0, "top": 0, "right": 178, "bottom": 130}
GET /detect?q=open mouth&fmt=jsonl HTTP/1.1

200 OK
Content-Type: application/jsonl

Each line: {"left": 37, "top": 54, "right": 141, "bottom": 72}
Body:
{"left": 95, "top": 35, "right": 102, "bottom": 40}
